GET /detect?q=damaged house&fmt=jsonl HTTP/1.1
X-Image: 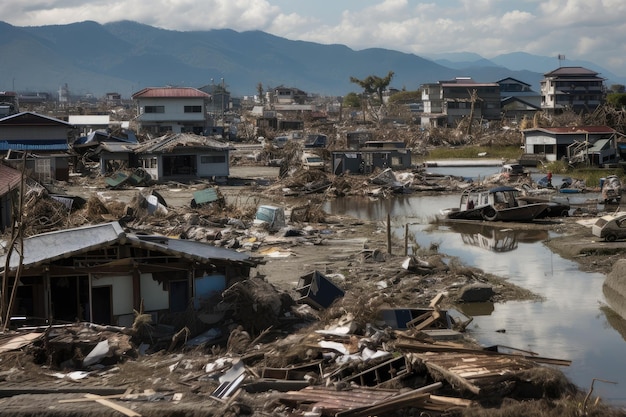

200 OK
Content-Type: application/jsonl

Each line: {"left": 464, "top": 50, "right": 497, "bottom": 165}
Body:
{"left": 0, "top": 164, "right": 21, "bottom": 232}
{"left": 521, "top": 125, "right": 619, "bottom": 164}
{"left": 331, "top": 140, "right": 412, "bottom": 175}
{"left": 0, "top": 222, "right": 260, "bottom": 327}
{"left": 0, "top": 111, "right": 75, "bottom": 182}
{"left": 134, "top": 132, "right": 234, "bottom": 181}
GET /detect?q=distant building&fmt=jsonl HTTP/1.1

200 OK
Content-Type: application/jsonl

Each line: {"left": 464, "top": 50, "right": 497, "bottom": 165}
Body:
{"left": 498, "top": 77, "right": 541, "bottom": 121}
{"left": 522, "top": 125, "right": 617, "bottom": 164}
{"left": 58, "top": 83, "right": 70, "bottom": 104}
{"left": 198, "top": 82, "right": 231, "bottom": 116}
{"left": 421, "top": 77, "right": 501, "bottom": 127}
{"left": 540, "top": 67, "right": 605, "bottom": 114}
{"left": 18, "top": 92, "right": 50, "bottom": 107}
{"left": 132, "top": 87, "right": 210, "bottom": 135}
{"left": 271, "top": 86, "right": 308, "bottom": 105}
{"left": 0, "top": 111, "right": 75, "bottom": 181}
{"left": 68, "top": 115, "right": 111, "bottom": 136}
{"left": 0, "top": 91, "right": 19, "bottom": 117}
{"left": 105, "top": 92, "right": 123, "bottom": 105}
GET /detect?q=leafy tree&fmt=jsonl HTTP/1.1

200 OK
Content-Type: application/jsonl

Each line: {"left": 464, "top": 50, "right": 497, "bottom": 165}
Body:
{"left": 606, "top": 93, "right": 626, "bottom": 108}
{"left": 388, "top": 90, "right": 421, "bottom": 104}
{"left": 609, "top": 84, "right": 625, "bottom": 94}
{"left": 343, "top": 92, "right": 361, "bottom": 108}
{"left": 350, "top": 71, "right": 395, "bottom": 105}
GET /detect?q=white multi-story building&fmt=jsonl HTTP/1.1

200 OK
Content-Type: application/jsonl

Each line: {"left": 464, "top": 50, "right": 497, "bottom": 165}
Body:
{"left": 540, "top": 67, "right": 605, "bottom": 114}
{"left": 132, "top": 87, "right": 210, "bottom": 135}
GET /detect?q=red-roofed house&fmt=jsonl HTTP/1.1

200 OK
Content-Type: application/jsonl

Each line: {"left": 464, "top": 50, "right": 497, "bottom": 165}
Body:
{"left": 132, "top": 87, "right": 210, "bottom": 135}
{"left": 0, "top": 163, "right": 21, "bottom": 232}
{"left": 522, "top": 126, "right": 619, "bottom": 165}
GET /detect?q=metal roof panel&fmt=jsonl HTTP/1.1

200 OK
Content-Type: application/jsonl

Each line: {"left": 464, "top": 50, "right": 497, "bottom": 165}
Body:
{"left": 0, "top": 222, "right": 125, "bottom": 270}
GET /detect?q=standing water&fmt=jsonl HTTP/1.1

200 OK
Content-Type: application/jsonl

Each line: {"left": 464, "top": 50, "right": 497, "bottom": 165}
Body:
{"left": 324, "top": 166, "right": 626, "bottom": 406}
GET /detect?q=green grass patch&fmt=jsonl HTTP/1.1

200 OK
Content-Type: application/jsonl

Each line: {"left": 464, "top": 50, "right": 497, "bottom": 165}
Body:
{"left": 418, "top": 146, "right": 626, "bottom": 187}
{"left": 543, "top": 160, "right": 626, "bottom": 188}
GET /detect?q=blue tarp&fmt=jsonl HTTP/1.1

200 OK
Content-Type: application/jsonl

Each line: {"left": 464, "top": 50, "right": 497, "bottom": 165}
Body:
{"left": 0, "top": 140, "right": 68, "bottom": 151}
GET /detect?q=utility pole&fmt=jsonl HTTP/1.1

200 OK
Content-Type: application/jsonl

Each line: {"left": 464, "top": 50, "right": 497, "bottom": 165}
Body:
{"left": 466, "top": 89, "right": 478, "bottom": 136}
{"left": 221, "top": 78, "right": 225, "bottom": 127}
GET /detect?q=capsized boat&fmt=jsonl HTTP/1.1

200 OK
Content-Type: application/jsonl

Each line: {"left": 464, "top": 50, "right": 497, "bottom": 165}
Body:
{"left": 441, "top": 186, "right": 550, "bottom": 222}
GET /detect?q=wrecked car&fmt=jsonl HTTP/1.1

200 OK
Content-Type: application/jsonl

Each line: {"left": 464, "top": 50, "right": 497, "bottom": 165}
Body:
{"left": 592, "top": 211, "right": 626, "bottom": 242}
{"left": 252, "top": 205, "right": 286, "bottom": 232}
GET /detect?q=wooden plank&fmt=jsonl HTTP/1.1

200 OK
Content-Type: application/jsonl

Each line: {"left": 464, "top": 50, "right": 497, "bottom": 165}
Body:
{"left": 424, "top": 362, "right": 481, "bottom": 395}
{"left": 398, "top": 341, "right": 572, "bottom": 366}
{"left": 428, "top": 293, "right": 445, "bottom": 308}
{"left": 336, "top": 382, "right": 443, "bottom": 417}
{"left": 59, "top": 394, "right": 127, "bottom": 403}
{"left": 405, "top": 311, "right": 433, "bottom": 328}
{"left": 429, "top": 395, "right": 473, "bottom": 407}
{"left": 412, "top": 311, "right": 440, "bottom": 332}
{"left": 0, "top": 332, "right": 42, "bottom": 353}
{"left": 83, "top": 394, "right": 141, "bottom": 417}
{"left": 278, "top": 386, "right": 397, "bottom": 412}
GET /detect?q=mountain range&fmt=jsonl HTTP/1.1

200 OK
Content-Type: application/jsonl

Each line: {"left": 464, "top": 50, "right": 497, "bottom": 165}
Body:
{"left": 1, "top": 20, "right": 624, "bottom": 99}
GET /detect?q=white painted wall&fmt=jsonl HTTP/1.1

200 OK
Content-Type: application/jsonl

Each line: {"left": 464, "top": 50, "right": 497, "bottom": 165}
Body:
{"left": 92, "top": 275, "right": 134, "bottom": 316}
{"left": 141, "top": 273, "right": 169, "bottom": 311}
{"left": 196, "top": 152, "right": 230, "bottom": 177}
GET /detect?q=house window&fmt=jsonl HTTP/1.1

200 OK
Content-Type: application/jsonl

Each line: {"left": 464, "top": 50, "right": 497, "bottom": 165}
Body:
{"left": 144, "top": 106, "right": 165, "bottom": 113}
{"left": 184, "top": 106, "right": 202, "bottom": 113}
{"left": 141, "top": 158, "right": 157, "bottom": 168}
{"left": 201, "top": 155, "right": 226, "bottom": 164}
{"left": 533, "top": 144, "right": 555, "bottom": 155}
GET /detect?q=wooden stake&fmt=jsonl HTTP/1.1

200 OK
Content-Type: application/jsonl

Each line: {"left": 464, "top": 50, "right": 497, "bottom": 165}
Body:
{"left": 387, "top": 213, "right": 391, "bottom": 254}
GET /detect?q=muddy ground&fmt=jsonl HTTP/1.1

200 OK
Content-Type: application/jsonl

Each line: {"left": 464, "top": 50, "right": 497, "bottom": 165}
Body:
{"left": 2, "top": 163, "right": 626, "bottom": 416}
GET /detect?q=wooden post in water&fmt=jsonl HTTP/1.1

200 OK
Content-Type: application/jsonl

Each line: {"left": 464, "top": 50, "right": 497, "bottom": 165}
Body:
{"left": 387, "top": 213, "right": 392, "bottom": 254}
{"left": 405, "top": 224, "right": 409, "bottom": 256}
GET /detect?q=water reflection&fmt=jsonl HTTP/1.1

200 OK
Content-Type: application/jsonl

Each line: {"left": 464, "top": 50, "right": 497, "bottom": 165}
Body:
{"left": 446, "top": 222, "right": 549, "bottom": 253}
{"left": 457, "top": 302, "right": 495, "bottom": 317}
{"left": 324, "top": 185, "right": 626, "bottom": 405}
{"left": 603, "top": 284, "right": 626, "bottom": 341}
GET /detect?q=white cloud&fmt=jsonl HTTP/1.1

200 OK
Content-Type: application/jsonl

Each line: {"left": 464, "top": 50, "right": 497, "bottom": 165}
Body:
{"left": 0, "top": 0, "right": 625, "bottom": 75}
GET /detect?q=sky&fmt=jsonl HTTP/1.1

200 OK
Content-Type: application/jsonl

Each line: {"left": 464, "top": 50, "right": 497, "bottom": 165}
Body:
{"left": 2, "top": 0, "right": 626, "bottom": 76}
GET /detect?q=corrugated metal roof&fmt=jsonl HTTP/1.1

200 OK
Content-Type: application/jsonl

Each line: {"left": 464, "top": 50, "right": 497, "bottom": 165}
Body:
{"left": 0, "top": 140, "right": 69, "bottom": 151}
{"left": 134, "top": 235, "right": 257, "bottom": 265}
{"left": 0, "top": 111, "right": 74, "bottom": 126}
{"left": 523, "top": 126, "right": 615, "bottom": 134}
{"left": 132, "top": 87, "right": 210, "bottom": 99}
{"left": 0, "top": 164, "right": 21, "bottom": 197}
{"left": 134, "top": 132, "right": 233, "bottom": 154}
{"left": 1, "top": 222, "right": 126, "bottom": 270}
{"left": 0, "top": 221, "right": 259, "bottom": 271}
{"left": 588, "top": 138, "right": 612, "bottom": 151}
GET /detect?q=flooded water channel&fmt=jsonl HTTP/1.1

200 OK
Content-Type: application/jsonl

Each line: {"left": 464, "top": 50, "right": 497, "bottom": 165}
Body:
{"left": 324, "top": 166, "right": 626, "bottom": 406}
